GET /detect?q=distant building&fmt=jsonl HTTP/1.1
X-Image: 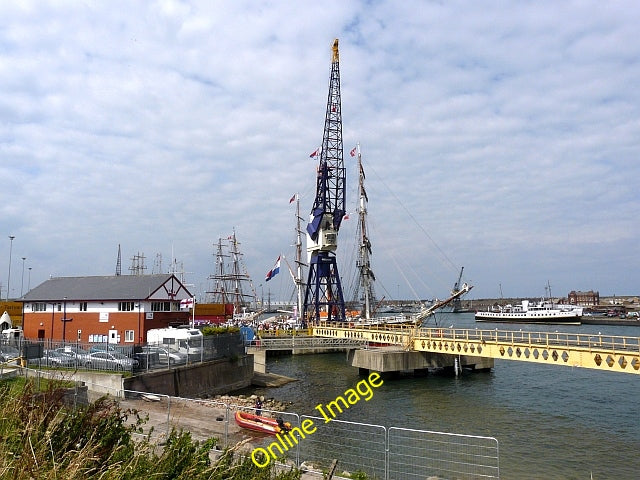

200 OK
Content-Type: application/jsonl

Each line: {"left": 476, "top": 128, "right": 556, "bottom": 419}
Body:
{"left": 21, "top": 274, "right": 192, "bottom": 344}
{"left": 567, "top": 290, "right": 599, "bottom": 306}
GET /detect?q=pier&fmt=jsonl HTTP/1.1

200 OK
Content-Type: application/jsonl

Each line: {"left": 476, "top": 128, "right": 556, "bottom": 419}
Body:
{"left": 246, "top": 336, "right": 366, "bottom": 373}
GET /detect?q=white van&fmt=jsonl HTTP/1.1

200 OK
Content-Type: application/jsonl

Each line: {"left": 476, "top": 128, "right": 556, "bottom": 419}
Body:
{"left": 146, "top": 327, "right": 203, "bottom": 359}
{"left": 1, "top": 327, "right": 24, "bottom": 342}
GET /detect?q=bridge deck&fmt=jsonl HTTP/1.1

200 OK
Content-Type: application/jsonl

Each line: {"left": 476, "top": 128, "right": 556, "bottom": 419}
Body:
{"left": 312, "top": 322, "right": 640, "bottom": 375}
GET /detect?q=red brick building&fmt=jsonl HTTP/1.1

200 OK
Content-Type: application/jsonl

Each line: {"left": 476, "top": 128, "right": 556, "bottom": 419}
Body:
{"left": 567, "top": 290, "right": 600, "bottom": 306}
{"left": 21, "top": 274, "right": 192, "bottom": 344}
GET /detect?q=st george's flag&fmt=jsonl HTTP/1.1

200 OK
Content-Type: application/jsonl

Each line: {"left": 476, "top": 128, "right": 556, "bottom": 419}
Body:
{"left": 180, "top": 297, "right": 194, "bottom": 309}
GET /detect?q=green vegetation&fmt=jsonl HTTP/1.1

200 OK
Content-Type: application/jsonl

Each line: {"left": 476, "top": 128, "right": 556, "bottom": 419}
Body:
{"left": 202, "top": 326, "right": 241, "bottom": 336}
{"left": 0, "top": 377, "right": 300, "bottom": 479}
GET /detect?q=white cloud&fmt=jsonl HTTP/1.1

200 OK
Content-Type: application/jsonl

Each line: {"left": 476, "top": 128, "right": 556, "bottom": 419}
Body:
{"left": 0, "top": 0, "right": 639, "bottom": 301}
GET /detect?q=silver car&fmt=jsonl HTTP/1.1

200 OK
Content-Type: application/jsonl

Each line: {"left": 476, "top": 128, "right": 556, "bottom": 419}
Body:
{"left": 30, "top": 349, "right": 76, "bottom": 368}
{"left": 85, "top": 352, "right": 139, "bottom": 371}
{"left": 54, "top": 346, "right": 91, "bottom": 365}
{"left": 141, "top": 346, "right": 188, "bottom": 366}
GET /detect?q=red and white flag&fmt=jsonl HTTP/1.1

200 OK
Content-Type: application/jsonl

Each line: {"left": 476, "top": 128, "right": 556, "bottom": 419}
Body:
{"left": 309, "top": 147, "right": 320, "bottom": 158}
{"left": 350, "top": 146, "right": 357, "bottom": 157}
{"left": 289, "top": 193, "right": 297, "bottom": 204}
{"left": 180, "top": 298, "right": 194, "bottom": 309}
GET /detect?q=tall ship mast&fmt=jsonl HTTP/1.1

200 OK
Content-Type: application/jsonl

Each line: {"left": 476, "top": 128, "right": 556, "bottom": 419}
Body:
{"left": 207, "top": 230, "right": 257, "bottom": 313}
{"left": 352, "top": 144, "right": 377, "bottom": 320}
{"left": 293, "top": 194, "right": 306, "bottom": 319}
{"left": 303, "top": 39, "right": 347, "bottom": 324}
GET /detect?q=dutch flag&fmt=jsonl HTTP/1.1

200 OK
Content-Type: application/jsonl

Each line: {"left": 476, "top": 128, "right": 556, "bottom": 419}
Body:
{"left": 265, "top": 256, "right": 281, "bottom": 282}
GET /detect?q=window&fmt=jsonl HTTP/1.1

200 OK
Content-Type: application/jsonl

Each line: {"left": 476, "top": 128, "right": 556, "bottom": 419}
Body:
{"left": 79, "top": 302, "right": 88, "bottom": 312}
{"left": 32, "top": 303, "right": 46, "bottom": 312}
{"left": 118, "top": 302, "right": 135, "bottom": 312}
{"left": 125, "top": 330, "right": 134, "bottom": 342}
{"left": 151, "top": 301, "right": 171, "bottom": 312}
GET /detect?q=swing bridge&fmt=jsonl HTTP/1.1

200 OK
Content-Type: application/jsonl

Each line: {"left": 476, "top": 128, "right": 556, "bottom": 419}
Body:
{"left": 310, "top": 322, "right": 640, "bottom": 375}
{"left": 247, "top": 323, "right": 640, "bottom": 376}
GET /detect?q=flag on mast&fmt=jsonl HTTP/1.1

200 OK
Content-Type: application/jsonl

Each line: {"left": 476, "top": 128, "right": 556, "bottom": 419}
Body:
{"left": 265, "top": 256, "right": 281, "bottom": 282}
{"left": 350, "top": 146, "right": 357, "bottom": 157}
{"left": 180, "top": 297, "right": 194, "bottom": 309}
{"left": 309, "top": 147, "right": 321, "bottom": 158}
{"left": 289, "top": 193, "right": 297, "bottom": 204}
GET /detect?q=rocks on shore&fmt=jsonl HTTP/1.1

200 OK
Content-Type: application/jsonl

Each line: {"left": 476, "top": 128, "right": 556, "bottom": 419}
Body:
{"left": 200, "top": 393, "right": 289, "bottom": 413}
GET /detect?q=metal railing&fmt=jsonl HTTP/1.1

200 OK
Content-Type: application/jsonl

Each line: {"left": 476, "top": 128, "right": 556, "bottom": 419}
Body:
{"left": 314, "top": 322, "right": 640, "bottom": 354}
{"left": 246, "top": 336, "right": 367, "bottom": 350}
{"left": 3, "top": 333, "right": 245, "bottom": 375}
{"left": 115, "top": 387, "right": 499, "bottom": 479}
{"left": 11, "top": 376, "right": 500, "bottom": 479}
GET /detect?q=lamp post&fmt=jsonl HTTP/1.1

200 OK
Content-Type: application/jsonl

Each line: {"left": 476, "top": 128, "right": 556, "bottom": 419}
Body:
{"left": 6, "top": 235, "right": 14, "bottom": 300}
{"left": 20, "top": 257, "right": 26, "bottom": 297}
{"left": 27, "top": 267, "right": 32, "bottom": 292}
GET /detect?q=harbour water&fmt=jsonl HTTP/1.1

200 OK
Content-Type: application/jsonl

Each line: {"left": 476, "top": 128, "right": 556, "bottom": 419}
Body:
{"left": 251, "top": 313, "right": 640, "bottom": 479}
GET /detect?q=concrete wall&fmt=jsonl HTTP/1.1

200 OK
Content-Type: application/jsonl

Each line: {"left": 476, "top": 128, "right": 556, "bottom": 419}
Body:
{"left": 26, "top": 369, "right": 124, "bottom": 396}
{"left": 124, "top": 354, "right": 253, "bottom": 397}
{"left": 348, "top": 348, "right": 494, "bottom": 374}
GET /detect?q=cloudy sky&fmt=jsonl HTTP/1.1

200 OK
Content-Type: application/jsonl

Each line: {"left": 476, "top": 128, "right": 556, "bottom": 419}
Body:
{"left": 1, "top": 0, "right": 639, "bottom": 303}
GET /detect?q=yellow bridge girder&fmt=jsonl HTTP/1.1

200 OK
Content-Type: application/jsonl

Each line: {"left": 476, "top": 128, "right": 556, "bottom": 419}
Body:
{"left": 312, "top": 322, "right": 640, "bottom": 375}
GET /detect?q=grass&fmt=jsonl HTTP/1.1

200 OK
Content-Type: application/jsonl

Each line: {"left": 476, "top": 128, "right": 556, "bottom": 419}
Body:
{"left": 0, "top": 377, "right": 300, "bottom": 479}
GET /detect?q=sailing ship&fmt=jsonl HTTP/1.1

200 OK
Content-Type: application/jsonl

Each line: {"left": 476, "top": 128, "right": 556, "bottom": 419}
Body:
{"left": 344, "top": 144, "right": 472, "bottom": 326}
{"left": 267, "top": 144, "right": 472, "bottom": 328}
{"left": 196, "top": 230, "right": 262, "bottom": 325}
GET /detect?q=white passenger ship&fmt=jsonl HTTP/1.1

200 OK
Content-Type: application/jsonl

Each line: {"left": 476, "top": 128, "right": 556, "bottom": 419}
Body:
{"left": 475, "top": 300, "right": 582, "bottom": 324}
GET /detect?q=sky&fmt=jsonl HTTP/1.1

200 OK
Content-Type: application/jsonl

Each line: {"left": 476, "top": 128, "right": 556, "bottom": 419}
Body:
{"left": 1, "top": 0, "right": 639, "bottom": 303}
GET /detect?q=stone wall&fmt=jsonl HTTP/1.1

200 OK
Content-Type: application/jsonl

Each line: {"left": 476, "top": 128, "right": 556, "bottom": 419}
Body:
{"left": 124, "top": 354, "right": 253, "bottom": 397}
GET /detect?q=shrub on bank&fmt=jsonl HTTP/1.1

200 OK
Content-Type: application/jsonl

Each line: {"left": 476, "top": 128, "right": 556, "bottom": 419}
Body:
{"left": 202, "top": 325, "right": 241, "bottom": 336}
{"left": 0, "top": 377, "right": 300, "bottom": 479}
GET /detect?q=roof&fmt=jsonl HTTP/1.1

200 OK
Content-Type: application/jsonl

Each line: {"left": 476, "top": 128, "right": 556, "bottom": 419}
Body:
{"left": 22, "top": 274, "right": 192, "bottom": 302}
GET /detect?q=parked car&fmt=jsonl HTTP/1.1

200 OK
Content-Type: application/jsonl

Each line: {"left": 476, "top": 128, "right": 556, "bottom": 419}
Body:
{"left": 89, "top": 344, "right": 133, "bottom": 355}
{"left": 29, "top": 349, "right": 76, "bottom": 368}
{"left": 54, "top": 346, "right": 91, "bottom": 365}
{"left": 140, "top": 346, "right": 188, "bottom": 366}
{"left": 85, "top": 352, "right": 138, "bottom": 371}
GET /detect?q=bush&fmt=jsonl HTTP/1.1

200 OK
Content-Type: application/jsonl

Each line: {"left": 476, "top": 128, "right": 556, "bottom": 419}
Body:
{"left": 202, "top": 326, "right": 241, "bottom": 336}
{"left": 0, "top": 378, "right": 300, "bottom": 479}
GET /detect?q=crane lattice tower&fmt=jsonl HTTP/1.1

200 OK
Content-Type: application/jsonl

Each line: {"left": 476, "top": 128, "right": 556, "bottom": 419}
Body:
{"left": 303, "top": 39, "right": 347, "bottom": 324}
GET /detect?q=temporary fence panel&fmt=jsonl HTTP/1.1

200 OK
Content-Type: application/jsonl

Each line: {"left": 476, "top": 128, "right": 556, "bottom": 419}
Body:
{"left": 299, "top": 416, "right": 386, "bottom": 479}
{"left": 18, "top": 378, "right": 500, "bottom": 480}
{"left": 388, "top": 426, "right": 499, "bottom": 480}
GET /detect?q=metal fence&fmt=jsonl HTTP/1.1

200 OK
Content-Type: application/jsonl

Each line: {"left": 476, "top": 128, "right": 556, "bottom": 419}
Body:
{"left": 0, "top": 333, "right": 245, "bottom": 374}
{"left": 117, "top": 386, "right": 499, "bottom": 479}
{"left": 9, "top": 376, "right": 500, "bottom": 479}
{"left": 388, "top": 426, "right": 499, "bottom": 480}
{"left": 299, "top": 416, "right": 387, "bottom": 479}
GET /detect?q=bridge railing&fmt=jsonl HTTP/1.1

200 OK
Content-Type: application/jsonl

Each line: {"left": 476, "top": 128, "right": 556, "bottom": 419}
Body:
{"left": 425, "top": 328, "right": 640, "bottom": 354}
{"left": 246, "top": 336, "right": 367, "bottom": 350}
{"left": 313, "top": 322, "right": 640, "bottom": 354}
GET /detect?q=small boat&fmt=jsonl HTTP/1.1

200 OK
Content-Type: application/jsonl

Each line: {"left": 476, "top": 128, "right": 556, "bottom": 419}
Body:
{"left": 234, "top": 411, "right": 291, "bottom": 435}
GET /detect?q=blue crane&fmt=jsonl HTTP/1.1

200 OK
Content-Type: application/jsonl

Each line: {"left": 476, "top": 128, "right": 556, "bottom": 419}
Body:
{"left": 303, "top": 39, "right": 347, "bottom": 324}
